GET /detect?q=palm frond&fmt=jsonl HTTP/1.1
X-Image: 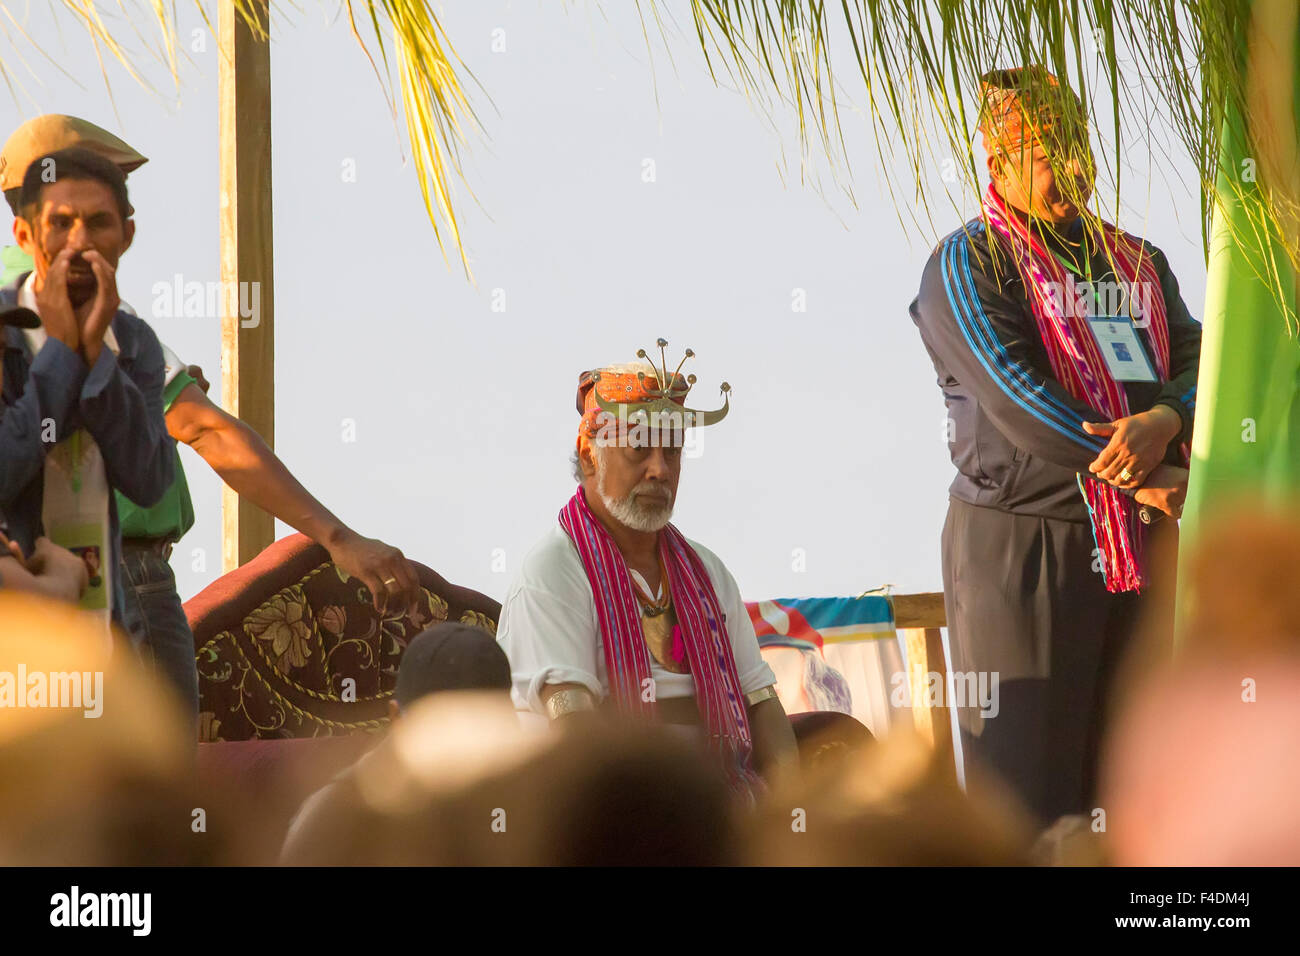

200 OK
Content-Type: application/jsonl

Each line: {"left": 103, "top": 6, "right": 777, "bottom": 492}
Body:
{"left": 7, "top": 1, "right": 1297, "bottom": 311}
{"left": 653, "top": 1, "right": 1298, "bottom": 322}
{"left": 1, "top": 1, "right": 483, "bottom": 277}
{"left": 369, "top": 1, "right": 486, "bottom": 279}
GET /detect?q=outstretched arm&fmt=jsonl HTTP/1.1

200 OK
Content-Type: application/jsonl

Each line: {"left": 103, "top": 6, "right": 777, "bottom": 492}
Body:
{"left": 164, "top": 383, "right": 420, "bottom": 613}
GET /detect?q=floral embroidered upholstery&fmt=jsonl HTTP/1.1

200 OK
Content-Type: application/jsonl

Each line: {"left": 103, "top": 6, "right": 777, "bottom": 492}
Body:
{"left": 184, "top": 534, "right": 500, "bottom": 742}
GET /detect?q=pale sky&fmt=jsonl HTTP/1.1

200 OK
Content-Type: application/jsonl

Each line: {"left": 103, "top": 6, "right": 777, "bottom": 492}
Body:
{"left": 3, "top": 2, "right": 1207, "bottom": 607}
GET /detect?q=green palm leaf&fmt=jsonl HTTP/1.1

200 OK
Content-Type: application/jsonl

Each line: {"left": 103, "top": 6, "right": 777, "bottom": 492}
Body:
{"left": 7, "top": 2, "right": 1296, "bottom": 317}
{"left": 652, "top": 1, "right": 1296, "bottom": 324}
{"left": 3, "top": 2, "right": 484, "bottom": 278}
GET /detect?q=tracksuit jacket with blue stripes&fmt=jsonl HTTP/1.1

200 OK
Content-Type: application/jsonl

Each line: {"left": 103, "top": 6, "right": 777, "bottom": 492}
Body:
{"left": 910, "top": 216, "right": 1201, "bottom": 523}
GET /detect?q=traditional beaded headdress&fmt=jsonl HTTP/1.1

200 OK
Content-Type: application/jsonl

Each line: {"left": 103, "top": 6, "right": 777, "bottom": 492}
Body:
{"left": 576, "top": 338, "right": 731, "bottom": 441}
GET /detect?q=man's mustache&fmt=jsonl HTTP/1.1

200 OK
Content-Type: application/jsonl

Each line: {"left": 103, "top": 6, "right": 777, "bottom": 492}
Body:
{"left": 36, "top": 250, "right": 95, "bottom": 278}
{"left": 632, "top": 484, "right": 673, "bottom": 504}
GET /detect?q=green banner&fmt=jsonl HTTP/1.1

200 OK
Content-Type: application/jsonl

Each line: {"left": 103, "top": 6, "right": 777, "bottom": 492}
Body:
{"left": 1178, "top": 12, "right": 1300, "bottom": 626}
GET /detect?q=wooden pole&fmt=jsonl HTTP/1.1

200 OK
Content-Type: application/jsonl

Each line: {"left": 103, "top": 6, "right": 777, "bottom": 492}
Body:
{"left": 895, "top": 593, "right": 956, "bottom": 781}
{"left": 901, "top": 626, "right": 955, "bottom": 774}
{"left": 218, "top": 0, "right": 276, "bottom": 571}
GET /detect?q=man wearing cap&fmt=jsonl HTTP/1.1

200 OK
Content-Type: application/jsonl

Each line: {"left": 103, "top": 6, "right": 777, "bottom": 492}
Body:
{"left": 1, "top": 146, "right": 175, "bottom": 636}
{"left": 496, "top": 342, "right": 797, "bottom": 799}
{"left": 0, "top": 115, "right": 149, "bottom": 284}
{"left": 909, "top": 68, "right": 1201, "bottom": 824}
{"left": 2, "top": 115, "right": 420, "bottom": 720}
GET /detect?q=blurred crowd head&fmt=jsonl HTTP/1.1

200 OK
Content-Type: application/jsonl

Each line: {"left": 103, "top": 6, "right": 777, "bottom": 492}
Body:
{"left": 0, "top": 592, "right": 257, "bottom": 865}
{"left": 1099, "top": 502, "right": 1300, "bottom": 866}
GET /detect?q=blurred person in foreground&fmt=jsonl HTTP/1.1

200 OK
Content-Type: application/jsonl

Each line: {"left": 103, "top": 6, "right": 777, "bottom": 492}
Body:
{"left": 283, "top": 693, "right": 738, "bottom": 866}
{"left": 0, "top": 591, "right": 259, "bottom": 865}
{"left": 280, "top": 622, "right": 511, "bottom": 863}
{"left": 749, "top": 727, "right": 1035, "bottom": 866}
{"left": 2, "top": 115, "right": 421, "bottom": 725}
{"left": 496, "top": 341, "right": 796, "bottom": 804}
{"left": 1101, "top": 505, "right": 1300, "bottom": 865}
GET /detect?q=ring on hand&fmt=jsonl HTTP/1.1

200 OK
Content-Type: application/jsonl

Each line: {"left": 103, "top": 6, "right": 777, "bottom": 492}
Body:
{"left": 382, "top": 576, "right": 399, "bottom": 588}
{"left": 1119, "top": 467, "right": 1134, "bottom": 483}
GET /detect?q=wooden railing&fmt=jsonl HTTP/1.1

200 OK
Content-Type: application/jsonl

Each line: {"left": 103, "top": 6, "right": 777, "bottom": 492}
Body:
{"left": 891, "top": 591, "right": 946, "bottom": 629}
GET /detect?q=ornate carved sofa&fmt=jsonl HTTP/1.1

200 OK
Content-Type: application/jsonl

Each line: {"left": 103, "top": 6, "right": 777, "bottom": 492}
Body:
{"left": 185, "top": 533, "right": 500, "bottom": 742}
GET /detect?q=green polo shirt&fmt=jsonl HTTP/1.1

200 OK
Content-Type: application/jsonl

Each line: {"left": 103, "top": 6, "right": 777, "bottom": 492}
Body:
{"left": 1, "top": 244, "right": 31, "bottom": 285}
{"left": 117, "top": 370, "right": 196, "bottom": 542}
{"left": 3, "top": 244, "right": 196, "bottom": 544}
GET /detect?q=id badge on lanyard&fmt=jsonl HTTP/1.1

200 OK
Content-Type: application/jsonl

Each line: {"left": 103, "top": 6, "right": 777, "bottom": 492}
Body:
{"left": 1053, "top": 246, "right": 1159, "bottom": 385}
{"left": 1087, "top": 315, "right": 1158, "bottom": 383}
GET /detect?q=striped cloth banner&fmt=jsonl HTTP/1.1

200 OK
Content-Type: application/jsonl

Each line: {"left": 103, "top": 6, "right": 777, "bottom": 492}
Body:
{"left": 747, "top": 595, "right": 910, "bottom": 738}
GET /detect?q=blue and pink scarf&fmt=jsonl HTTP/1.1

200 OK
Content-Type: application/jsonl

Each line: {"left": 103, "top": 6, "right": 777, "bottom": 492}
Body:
{"left": 983, "top": 184, "right": 1187, "bottom": 592}
{"left": 558, "top": 487, "right": 763, "bottom": 797}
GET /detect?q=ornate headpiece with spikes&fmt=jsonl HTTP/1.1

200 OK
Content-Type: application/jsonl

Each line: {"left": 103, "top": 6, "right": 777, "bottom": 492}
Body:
{"left": 582, "top": 338, "right": 731, "bottom": 433}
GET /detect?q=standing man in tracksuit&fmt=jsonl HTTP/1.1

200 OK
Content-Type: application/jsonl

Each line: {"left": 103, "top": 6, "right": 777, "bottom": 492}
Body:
{"left": 910, "top": 67, "right": 1200, "bottom": 826}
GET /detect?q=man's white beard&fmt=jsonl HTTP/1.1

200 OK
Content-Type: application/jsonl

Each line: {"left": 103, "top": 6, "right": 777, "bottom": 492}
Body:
{"left": 595, "top": 456, "right": 675, "bottom": 533}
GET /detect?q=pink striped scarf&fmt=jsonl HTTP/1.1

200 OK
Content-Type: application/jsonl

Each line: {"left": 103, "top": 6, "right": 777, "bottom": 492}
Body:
{"left": 982, "top": 184, "right": 1182, "bottom": 592}
{"left": 558, "top": 486, "right": 763, "bottom": 797}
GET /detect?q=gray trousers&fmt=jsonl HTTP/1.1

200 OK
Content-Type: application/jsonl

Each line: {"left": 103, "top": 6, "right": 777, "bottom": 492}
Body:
{"left": 941, "top": 497, "right": 1170, "bottom": 827}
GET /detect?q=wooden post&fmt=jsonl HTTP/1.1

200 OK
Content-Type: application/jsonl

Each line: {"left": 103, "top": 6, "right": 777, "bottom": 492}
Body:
{"left": 894, "top": 593, "right": 956, "bottom": 781}
{"left": 218, "top": 0, "right": 275, "bottom": 571}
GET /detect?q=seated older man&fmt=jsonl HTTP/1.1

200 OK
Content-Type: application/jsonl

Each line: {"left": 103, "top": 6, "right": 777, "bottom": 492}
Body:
{"left": 497, "top": 341, "right": 797, "bottom": 799}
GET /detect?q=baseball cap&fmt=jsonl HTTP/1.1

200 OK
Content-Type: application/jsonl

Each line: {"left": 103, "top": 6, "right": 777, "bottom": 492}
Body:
{"left": 394, "top": 622, "right": 512, "bottom": 709}
{"left": 0, "top": 114, "right": 147, "bottom": 192}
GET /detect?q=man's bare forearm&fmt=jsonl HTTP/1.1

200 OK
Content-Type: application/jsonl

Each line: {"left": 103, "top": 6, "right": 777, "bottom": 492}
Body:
{"left": 166, "top": 384, "right": 420, "bottom": 612}
{"left": 190, "top": 417, "right": 350, "bottom": 546}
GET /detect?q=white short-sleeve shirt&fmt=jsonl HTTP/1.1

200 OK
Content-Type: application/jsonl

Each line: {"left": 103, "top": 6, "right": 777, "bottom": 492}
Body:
{"left": 497, "top": 524, "right": 776, "bottom": 715}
